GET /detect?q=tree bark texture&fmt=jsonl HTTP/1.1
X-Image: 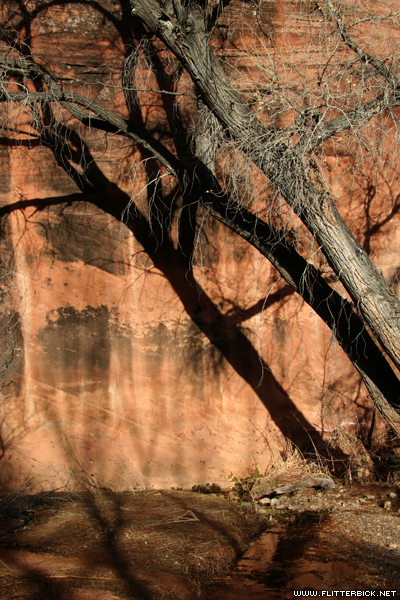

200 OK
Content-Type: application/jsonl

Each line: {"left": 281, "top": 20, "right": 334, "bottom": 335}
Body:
{"left": 130, "top": 0, "right": 400, "bottom": 379}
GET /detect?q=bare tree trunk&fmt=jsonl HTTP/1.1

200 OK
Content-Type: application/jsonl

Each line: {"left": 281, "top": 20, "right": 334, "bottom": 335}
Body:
{"left": 131, "top": 0, "right": 400, "bottom": 377}
{"left": 202, "top": 188, "right": 400, "bottom": 437}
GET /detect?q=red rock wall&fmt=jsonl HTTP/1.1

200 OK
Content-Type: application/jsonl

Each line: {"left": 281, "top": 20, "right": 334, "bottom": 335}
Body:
{"left": 0, "top": 0, "right": 396, "bottom": 491}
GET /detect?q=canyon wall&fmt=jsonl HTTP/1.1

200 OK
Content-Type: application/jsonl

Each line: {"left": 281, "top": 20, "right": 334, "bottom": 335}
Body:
{"left": 0, "top": 0, "right": 397, "bottom": 491}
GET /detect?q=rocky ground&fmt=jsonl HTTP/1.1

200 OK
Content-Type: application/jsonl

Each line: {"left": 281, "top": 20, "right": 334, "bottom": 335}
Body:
{"left": 0, "top": 478, "right": 399, "bottom": 599}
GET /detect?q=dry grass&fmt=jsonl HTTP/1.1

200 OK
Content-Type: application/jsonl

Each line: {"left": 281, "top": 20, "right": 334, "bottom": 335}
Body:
{"left": 264, "top": 438, "right": 329, "bottom": 481}
{"left": 0, "top": 488, "right": 270, "bottom": 600}
{"left": 0, "top": 479, "right": 74, "bottom": 524}
{"left": 322, "top": 426, "right": 375, "bottom": 483}
{"left": 248, "top": 438, "right": 331, "bottom": 501}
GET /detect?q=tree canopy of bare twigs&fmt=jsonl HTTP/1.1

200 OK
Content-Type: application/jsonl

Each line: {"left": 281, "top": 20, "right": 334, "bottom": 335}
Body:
{"left": 1, "top": 0, "right": 400, "bottom": 436}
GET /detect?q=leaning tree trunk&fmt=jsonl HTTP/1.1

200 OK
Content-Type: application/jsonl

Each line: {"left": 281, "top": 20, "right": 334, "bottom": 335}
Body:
{"left": 131, "top": 0, "right": 400, "bottom": 378}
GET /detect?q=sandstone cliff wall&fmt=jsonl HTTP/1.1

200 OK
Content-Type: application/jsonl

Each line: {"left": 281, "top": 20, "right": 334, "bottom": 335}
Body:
{"left": 0, "top": 0, "right": 397, "bottom": 490}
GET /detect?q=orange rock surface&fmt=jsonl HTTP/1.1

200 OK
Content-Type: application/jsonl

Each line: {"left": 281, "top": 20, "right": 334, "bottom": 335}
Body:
{"left": 0, "top": 0, "right": 397, "bottom": 490}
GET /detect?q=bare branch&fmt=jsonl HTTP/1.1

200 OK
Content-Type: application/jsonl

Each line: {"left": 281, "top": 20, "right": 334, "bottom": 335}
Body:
{"left": 324, "top": 0, "right": 398, "bottom": 88}
{"left": 131, "top": 0, "right": 400, "bottom": 378}
{"left": 299, "top": 91, "right": 399, "bottom": 149}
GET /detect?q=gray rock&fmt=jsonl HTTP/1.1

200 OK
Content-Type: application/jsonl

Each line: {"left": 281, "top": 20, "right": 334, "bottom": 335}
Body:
{"left": 255, "top": 474, "right": 334, "bottom": 503}
{"left": 274, "top": 484, "right": 294, "bottom": 495}
{"left": 295, "top": 475, "right": 335, "bottom": 489}
{"left": 259, "top": 497, "right": 271, "bottom": 505}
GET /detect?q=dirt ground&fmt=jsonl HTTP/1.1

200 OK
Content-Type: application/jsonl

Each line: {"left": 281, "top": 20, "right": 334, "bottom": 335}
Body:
{"left": 0, "top": 488, "right": 268, "bottom": 600}
{"left": 0, "top": 483, "right": 399, "bottom": 599}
